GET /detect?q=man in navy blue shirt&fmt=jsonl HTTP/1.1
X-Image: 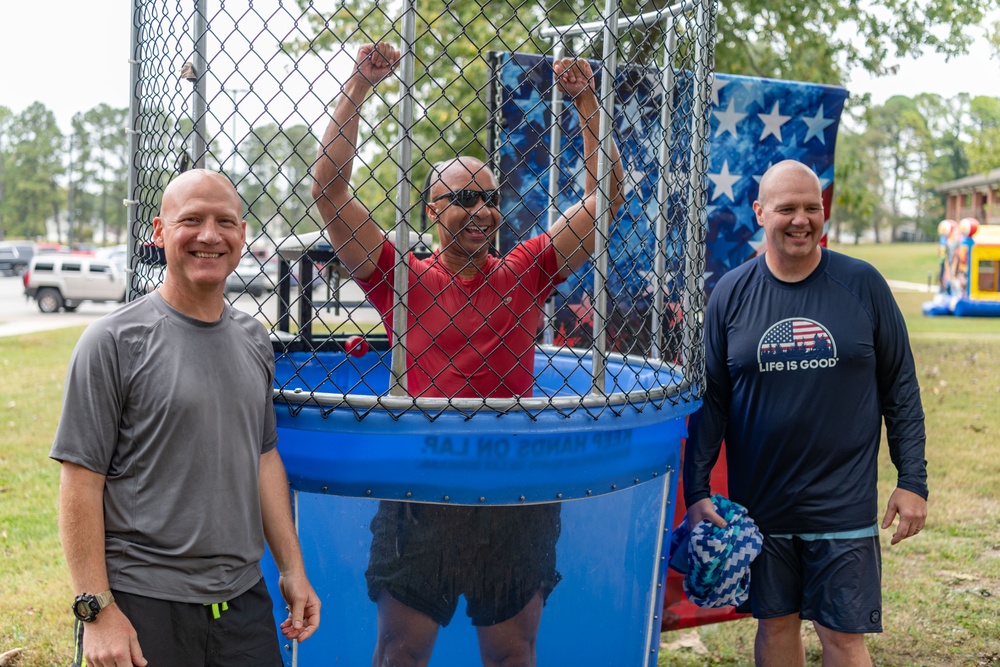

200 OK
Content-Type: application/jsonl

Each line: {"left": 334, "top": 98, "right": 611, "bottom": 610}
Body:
{"left": 684, "top": 160, "right": 928, "bottom": 666}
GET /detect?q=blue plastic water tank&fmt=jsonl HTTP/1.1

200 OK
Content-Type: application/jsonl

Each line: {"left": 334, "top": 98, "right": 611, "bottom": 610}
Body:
{"left": 265, "top": 347, "right": 697, "bottom": 666}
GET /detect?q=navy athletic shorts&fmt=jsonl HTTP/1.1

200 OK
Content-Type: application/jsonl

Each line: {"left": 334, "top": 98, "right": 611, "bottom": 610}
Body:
{"left": 746, "top": 527, "right": 883, "bottom": 634}
{"left": 73, "top": 577, "right": 282, "bottom": 667}
{"left": 366, "top": 501, "right": 561, "bottom": 627}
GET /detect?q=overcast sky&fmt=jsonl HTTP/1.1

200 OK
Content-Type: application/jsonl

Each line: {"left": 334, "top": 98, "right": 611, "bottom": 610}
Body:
{"left": 2, "top": 0, "right": 998, "bottom": 133}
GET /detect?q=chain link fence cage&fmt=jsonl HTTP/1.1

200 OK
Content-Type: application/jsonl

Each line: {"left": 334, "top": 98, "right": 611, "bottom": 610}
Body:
{"left": 127, "top": 1, "right": 717, "bottom": 663}
{"left": 127, "top": 0, "right": 715, "bottom": 420}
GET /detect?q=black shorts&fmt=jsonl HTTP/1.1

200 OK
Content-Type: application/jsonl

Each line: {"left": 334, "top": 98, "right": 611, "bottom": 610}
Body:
{"left": 366, "top": 501, "right": 561, "bottom": 627}
{"left": 73, "top": 577, "right": 281, "bottom": 667}
{"left": 747, "top": 531, "right": 883, "bottom": 634}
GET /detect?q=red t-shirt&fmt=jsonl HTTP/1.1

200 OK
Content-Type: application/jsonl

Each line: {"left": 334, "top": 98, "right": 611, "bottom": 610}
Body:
{"left": 357, "top": 235, "right": 564, "bottom": 398}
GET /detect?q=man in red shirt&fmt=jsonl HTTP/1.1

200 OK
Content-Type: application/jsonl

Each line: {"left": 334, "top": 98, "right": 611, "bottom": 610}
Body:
{"left": 313, "top": 42, "right": 624, "bottom": 666}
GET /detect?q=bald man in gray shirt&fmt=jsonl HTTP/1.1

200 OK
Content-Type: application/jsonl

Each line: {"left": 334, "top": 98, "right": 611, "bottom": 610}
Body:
{"left": 53, "top": 170, "right": 320, "bottom": 667}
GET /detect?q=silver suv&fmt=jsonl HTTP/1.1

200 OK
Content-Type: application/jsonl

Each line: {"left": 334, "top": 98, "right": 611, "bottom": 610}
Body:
{"left": 23, "top": 255, "right": 126, "bottom": 313}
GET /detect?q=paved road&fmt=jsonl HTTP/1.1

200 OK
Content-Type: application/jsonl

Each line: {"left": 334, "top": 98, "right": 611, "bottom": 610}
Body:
{"left": 0, "top": 274, "right": 120, "bottom": 338}
{"left": 886, "top": 279, "right": 937, "bottom": 293}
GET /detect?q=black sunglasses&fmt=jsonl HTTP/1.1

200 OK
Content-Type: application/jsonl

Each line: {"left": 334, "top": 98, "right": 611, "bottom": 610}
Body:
{"left": 431, "top": 189, "right": 502, "bottom": 208}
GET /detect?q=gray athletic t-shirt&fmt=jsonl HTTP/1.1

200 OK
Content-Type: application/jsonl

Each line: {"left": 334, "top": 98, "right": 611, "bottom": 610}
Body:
{"left": 50, "top": 291, "right": 278, "bottom": 603}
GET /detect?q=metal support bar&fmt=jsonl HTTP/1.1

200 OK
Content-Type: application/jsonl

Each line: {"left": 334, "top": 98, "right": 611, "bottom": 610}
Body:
{"left": 299, "top": 260, "right": 316, "bottom": 343}
{"left": 190, "top": 0, "right": 208, "bottom": 167}
{"left": 641, "top": 471, "right": 674, "bottom": 667}
{"left": 125, "top": 0, "right": 142, "bottom": 303}
{"left": 588, "top": 0, "right": 621, "bottom": 397}
{"left": 389, "top": 1, "right": 419, "bottom": 397}
{"left": 682, "top": 0, "right": 713, "bottom": 379}
{"left": 539, "top": 0, "right": 699, "bottom": 39}
{"left": 651, "top": 29, "right": 678, "bottom": 359}
{"left": 543, "top": 41, "right": 567, "bottom": 347}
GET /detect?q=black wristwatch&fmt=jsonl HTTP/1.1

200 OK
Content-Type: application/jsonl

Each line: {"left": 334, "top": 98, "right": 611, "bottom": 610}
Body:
{"left": 73, "top": 591, "right": 115, "bottom": 622}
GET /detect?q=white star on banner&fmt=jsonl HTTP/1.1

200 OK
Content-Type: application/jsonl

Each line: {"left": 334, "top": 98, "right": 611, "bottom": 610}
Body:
{"left": 758, "top": 102, "right": 791, "bottom": 142}
{"left": 802, "top": 105, "right": 835, "bottom": 145}
{"left": 708, "top": 160, "right": 741, "bottom": 202}
{"left": 714, "top": 100, "right": 747, "bottom": 138}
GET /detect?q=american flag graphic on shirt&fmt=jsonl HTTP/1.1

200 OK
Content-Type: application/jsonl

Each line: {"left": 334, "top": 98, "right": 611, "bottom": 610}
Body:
{"left": 758, "top": 317, "right": 836, "bottom": 363}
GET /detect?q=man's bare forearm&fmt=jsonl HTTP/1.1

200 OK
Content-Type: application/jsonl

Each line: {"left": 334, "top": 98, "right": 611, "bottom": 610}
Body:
{"left": 574, "top": 89, "right": 623, "bottom": 206}
{"left": 59, "top": 463, "right": 112, "bottom": 595}
{"left": 313, "top": 77, "right": 373, "bottom": 203}
{"left": 258, "top": 449, "right": 305, "bottom": 575}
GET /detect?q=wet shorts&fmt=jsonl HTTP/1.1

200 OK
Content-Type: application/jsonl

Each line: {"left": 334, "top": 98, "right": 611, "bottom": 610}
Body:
{"left": 366, "top": 501, "right": 561, "bottom": 627}
{"left": 73, "top": 577, "right": 281, "bottom": 667}
{"left": 747, "top": 527, "right": 883, "bottom": 634}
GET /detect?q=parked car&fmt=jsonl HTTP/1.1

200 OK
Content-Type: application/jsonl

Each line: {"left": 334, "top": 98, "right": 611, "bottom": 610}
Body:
{"left": 23, "top": 255, "right": 126, "bottom": 313}
{"left": 0, "top": 242, "right": 35, "bottom": 276}
{"left": 225, "top": 256, "right": 275, "bottom": 297}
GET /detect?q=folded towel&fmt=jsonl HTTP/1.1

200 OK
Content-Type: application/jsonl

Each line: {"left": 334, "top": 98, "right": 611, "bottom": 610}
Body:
{"left": 669, "top": 494, "right": 763, "bottom": 608}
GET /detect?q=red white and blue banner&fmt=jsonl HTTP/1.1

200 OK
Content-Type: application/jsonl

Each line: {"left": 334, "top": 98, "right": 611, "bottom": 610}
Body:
{"left": 491, "top": 53, "right": 848, "bottom": 353}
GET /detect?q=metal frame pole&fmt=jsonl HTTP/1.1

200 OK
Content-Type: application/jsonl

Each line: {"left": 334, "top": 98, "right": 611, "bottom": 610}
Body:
{"left": 650, "top": 29, "right": 678, "bottom": 359}
{"left": 588, "top": 0, "right": 621, "bottom": 397}
{"left": 389, "top": 1, "right": 419, "bottom": 397}
{"left": 124, "top": 0, "right": 142, "bottom": 302}
{"left": 682, "top": 0, "right": 713, "bottom": 381}
{"left": 538, "top": 1, "right": 699, "bottom": 40}
{"left": 191, "top": 0, "right": 208, "bottom": 167}
{"left": 543, "top": 41, "right": 567, "bottom": 347}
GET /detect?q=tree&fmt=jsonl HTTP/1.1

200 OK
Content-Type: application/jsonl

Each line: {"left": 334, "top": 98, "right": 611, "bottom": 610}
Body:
{"left": 72, "top": 104, "right": 130, "bottom": 244}
{"left": 5, "top": 103, "right": 64, "bottom": 240}
{"left": 715, "top": 0, "right": 991, "bottom": 84}
{"left": 863, "top": 95, "right": 935, "bottom": 241}
{"left": 966, "top": 96, "right": 1000, "bottom": 175}
{"left": 236, "top": 122, "right": 319, "bottom": 240}
{"left": 832, "top": 127, "right": 883, "bottom": 243}
{"left": 0, "top": 106, "right": 13, "bottom": 240}
{"left": 279, "top": 0, "right": 992, "bottom": 241}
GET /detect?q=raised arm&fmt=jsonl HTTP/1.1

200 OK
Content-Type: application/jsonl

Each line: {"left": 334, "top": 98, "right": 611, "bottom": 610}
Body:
{"left": 312, "top": 42, "right": 399, "bottom": 281}
{"left": 548, "top": 57, "right": 626, "bottom": 278}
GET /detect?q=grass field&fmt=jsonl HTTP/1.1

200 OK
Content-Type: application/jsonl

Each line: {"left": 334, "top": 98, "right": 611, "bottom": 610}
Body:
{"left": 1, "top": 243, "right": 998, "bottom": 666}
{"left": 828, "top": 241, "right": 941, "bottom": 286}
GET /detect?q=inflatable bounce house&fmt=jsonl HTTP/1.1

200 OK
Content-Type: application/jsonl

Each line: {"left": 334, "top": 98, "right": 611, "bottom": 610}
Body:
{"left": 923, "top": 218, "right": 1000, "bottom": 317}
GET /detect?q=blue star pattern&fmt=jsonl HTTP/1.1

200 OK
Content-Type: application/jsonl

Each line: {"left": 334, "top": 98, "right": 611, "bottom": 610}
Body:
{"left": 704, "top": 75, "right": 848, "bottom": 292}
{"left": 492, "top": 54, "right": 848, "bottom": 350}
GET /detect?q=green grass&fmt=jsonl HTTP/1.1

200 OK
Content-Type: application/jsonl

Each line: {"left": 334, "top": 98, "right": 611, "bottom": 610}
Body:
{"left": 829, "top": 241, "right": 941, "bottom": 285}
{"left": 659, "top": 337, "right": 1000, "bottom": 666}
{"left": 0, "top": 329, "right": 78, "bottom": 667}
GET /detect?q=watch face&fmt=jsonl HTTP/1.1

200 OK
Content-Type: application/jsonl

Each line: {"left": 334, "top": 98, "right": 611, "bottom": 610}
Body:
{"left": 73, "top": 596, "right": 97, "bottom": 622}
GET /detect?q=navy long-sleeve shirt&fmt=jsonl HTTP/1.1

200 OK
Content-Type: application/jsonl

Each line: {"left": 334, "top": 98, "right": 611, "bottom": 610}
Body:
{"left": 684, "top": 249, "right": 927, "bottom": 534}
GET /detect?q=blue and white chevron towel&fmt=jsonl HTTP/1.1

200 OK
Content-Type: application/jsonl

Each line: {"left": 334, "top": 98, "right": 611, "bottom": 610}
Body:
{"left": 669, "top": 494, "right": 763, "bottom": 608}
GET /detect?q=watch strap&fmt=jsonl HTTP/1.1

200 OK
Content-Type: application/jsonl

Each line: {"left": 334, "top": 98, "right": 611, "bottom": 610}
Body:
{"left": 93, "top": 590, "right": 115, "bottom": 611}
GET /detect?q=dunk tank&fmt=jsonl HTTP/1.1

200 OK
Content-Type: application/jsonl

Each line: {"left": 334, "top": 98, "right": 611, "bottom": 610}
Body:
{"left": 124, "top": 0, "right": 725, "bottom": 663}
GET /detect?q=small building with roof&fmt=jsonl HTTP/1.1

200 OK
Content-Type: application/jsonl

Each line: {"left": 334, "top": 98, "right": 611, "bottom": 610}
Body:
{"left": 936, "top": 169, "right": 1000, "bottom": 225}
